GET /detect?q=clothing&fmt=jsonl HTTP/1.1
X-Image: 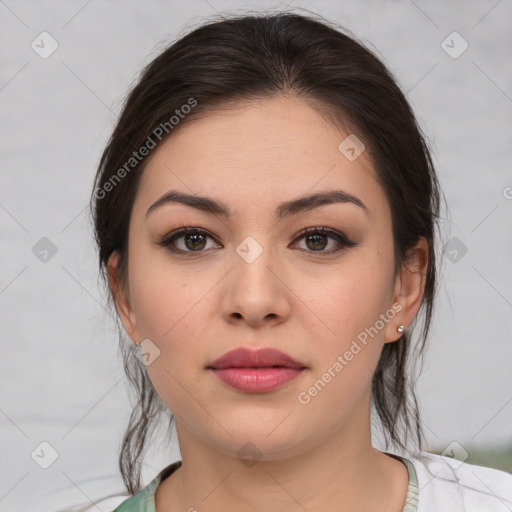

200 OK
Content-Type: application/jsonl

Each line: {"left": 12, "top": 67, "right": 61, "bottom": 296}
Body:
{"left": 112, "top": 451, "right": 512, "bottom": 511}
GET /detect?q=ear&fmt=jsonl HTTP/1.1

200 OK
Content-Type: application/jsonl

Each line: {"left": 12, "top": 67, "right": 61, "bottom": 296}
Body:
{"left": 107, "top": 251, "right": 141, "bottom": 345}
{"left": 385, "top": 237, "right": 429, "bottom": 343}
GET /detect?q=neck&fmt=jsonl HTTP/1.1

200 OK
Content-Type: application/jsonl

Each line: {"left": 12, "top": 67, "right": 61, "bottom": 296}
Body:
{"left": 155, "top": 399, "right": 409, "bottom": 512}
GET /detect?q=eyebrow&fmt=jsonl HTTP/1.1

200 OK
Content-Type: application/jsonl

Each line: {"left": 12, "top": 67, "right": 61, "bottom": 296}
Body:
{"left": 145, "top": 189, "right": 369, "bottom": 220}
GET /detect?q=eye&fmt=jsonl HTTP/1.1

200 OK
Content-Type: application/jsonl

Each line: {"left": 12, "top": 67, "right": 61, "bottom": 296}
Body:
{"left": 292, "top": 226, "right": 356, "bottom": 253}
{"left": 157, "top": 225, "right": 356, "bottom": 255}
{"left": 157, "top": 226, "right": 220, "bottom": 254}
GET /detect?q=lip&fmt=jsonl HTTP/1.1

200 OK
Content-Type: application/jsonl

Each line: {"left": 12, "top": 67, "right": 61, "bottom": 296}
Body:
{"left": 208, "top": 347, "right": 305, "bottom": 369}
{"left": 207, "top": 347, "right": 307, "bottom": 393}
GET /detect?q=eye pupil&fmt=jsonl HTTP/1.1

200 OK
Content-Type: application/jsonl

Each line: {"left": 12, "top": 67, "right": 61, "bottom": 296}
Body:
{"left": 185, "top": 233, "right": 206, "bottom": 251}
{"left": 306, "top": 233, "right": 328, "bottom": 251}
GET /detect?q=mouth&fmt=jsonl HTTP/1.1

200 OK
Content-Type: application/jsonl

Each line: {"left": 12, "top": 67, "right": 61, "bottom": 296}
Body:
{"left": 207, "top": 347, "right": 306, "bottom": 370}
{"left": 207, "top": 347, "right": 307, "bottom": 393}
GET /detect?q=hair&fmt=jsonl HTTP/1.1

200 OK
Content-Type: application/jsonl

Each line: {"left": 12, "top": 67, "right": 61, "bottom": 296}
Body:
{"left": 90, "top": 10, "right": 442, "bottom": 494}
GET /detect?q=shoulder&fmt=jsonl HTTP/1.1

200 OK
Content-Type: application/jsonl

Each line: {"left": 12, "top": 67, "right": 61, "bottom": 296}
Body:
{"left": 405, "top": 451, "right": 512, "bottom": 512}
{"left": 110, "top": 478, "right": 159, "bottom": 512}
{"left": 110, "top": 461, "right": 182, "bottom": 512}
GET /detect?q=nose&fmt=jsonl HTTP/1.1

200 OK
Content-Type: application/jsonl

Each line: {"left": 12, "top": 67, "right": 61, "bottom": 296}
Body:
{"left": 220, "top": 240, "right": 292, "bottom": 328}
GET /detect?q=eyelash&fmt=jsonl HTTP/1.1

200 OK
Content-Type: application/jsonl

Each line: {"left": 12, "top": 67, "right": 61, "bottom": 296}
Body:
{"left": 156, "top": 224, "right": 356, "bottom": 256}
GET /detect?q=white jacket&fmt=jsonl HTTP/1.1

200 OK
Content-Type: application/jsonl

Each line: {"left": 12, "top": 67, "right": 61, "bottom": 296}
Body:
{"left": 406, "top": 451, "right": 512, "bottom": 511}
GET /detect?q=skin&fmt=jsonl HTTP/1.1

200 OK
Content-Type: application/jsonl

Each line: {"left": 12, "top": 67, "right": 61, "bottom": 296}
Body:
{"left": 108, "top": 95, "right": 428, "bottom": 512}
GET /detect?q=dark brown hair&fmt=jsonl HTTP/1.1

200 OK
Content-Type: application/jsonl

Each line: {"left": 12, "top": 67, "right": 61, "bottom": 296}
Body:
{"left": 90, "top": 10, "right": 441, "bottom": 494}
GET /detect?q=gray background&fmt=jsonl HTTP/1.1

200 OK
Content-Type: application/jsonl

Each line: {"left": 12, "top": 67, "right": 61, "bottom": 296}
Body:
{"left": 1, "top": 0, "right": 511, "bottom": 510}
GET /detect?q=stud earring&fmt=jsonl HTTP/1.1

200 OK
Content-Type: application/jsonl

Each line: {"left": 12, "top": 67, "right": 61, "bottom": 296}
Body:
{"left": 397, "top": 325, "right": 405, "bottom": 333}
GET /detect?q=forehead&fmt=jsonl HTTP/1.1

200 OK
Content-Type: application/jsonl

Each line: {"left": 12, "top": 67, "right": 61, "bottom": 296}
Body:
{"left": 134, "top": 95, "right": 386, "bottom": 218}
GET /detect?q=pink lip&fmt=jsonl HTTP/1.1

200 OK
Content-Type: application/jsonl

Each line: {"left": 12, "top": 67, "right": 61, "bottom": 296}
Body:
{"left": 207, "top": 347, "right": 306, "bottom": 393}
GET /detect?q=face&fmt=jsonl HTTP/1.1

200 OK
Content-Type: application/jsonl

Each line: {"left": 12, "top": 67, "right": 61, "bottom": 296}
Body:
{"left": 110, "top": 95, "right": 422, "bottom": 461}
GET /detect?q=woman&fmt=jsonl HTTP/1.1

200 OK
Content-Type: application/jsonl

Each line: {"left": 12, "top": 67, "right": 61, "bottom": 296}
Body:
{"left": 89, "top": 11, "right": 512, "bottom": 512}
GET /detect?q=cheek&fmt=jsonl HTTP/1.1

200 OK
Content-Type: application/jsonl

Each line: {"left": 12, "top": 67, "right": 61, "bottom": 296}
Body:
{"left": 128, "top": 250, "right": 217, "bottom": 376}
{"left": 302, "top": 256, "right": 394, "bottom": 343}
{"left": 130, "top": 271, "right": 203, "bottom": 341}
{"left": 298, "top": 252, "right": 396, "bottom": 395}
{"left": 128, "top": 266, "right": 211, "bottom": 414}
{"left": 128, "top": 235, "right": 195, "bottom": 334}
{"left": 293, "top": 275, "right": 391, "bottom": 427}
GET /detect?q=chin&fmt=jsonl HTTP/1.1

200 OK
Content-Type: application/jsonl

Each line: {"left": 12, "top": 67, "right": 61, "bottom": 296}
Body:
{"left": 204, "top": 418, "right": 312, "bottom": 462}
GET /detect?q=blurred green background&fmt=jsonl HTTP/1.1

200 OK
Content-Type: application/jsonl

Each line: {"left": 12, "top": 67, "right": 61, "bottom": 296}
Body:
{"left": 430, "top": 444, "right": 512, "bottom": 473}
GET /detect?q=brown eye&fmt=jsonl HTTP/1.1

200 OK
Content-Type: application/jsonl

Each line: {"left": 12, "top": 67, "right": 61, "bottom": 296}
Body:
{"left": 181, "top": 232, "right": 207, "bottom": 251}
{"left": 157, "top": 225, "right": 356, "bottom": 256}
{"left": 304, "top": 232, "right": 329, "bottom": 251}
{"left": 293, "top": 227, "right": 356, "bottom": 253}
{"left": 157, "top": 228, "right": 220, "bottom": 254}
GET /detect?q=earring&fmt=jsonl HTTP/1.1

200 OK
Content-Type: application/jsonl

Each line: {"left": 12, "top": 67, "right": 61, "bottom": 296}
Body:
{"left": 397, "top": 325, "right": 405, "bottom": 333}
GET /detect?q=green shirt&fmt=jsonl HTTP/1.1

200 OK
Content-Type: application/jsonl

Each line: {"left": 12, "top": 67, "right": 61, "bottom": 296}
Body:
{"left": 113, "top": 455, "right": 419, "bottom": 511}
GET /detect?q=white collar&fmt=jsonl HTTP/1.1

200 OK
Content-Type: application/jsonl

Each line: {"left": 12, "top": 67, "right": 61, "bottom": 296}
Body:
{"left": 398, "top": 451, "right": 512, "bottom": 511}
